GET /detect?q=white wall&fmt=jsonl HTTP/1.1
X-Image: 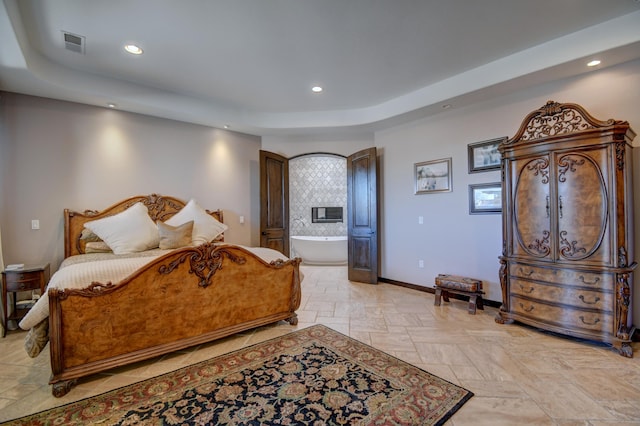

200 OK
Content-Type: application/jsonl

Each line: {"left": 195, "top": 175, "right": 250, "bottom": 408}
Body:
{"left": 377, "top": 113, "right": 503, "bottom": 298}
{"left": 0, "top": 93, "right": 261, "bottom": 271}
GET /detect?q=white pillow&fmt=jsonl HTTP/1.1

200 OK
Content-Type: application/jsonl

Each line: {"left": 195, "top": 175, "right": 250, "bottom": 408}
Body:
{"left": 157, "top": 220, "right": 194, "bottom": 249}
{"left": 165, "top": 199, "right": 227, "bottom": 245}
{"left": 84, "top": 202, "right": 160, "bottom": 254}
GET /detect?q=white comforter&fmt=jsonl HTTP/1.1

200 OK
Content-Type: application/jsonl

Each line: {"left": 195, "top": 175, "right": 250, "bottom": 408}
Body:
{"left": 19, "top": 244, "right": 288, "bottom": 331}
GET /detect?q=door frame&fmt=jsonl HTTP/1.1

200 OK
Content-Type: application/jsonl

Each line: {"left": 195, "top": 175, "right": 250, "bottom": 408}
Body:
{"left": 260, "top": 149, "right": 379, "bottom": 283}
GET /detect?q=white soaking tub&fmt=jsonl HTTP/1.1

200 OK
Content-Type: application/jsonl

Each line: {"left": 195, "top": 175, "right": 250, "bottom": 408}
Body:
{"left": 290, "top": 236, "right": 347, "bottom": 265}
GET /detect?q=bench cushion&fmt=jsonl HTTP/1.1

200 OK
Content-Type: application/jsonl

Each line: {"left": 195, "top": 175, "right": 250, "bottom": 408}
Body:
{"left": 435, "top": 274, "right": 482, "bottom": 292}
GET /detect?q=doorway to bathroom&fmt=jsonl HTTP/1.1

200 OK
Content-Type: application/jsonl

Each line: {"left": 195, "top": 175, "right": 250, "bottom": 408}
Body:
{"left": 289, "top": 154, "right": 348, "bottom": 265}
{"left": 259, "top": 148, "right": 378, "bottom": 283}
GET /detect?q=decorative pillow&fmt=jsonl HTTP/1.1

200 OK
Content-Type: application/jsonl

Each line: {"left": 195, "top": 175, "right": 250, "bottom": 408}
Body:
{"left": 157, "top": 220, "right": 194, "bottom": 249}
{"left": 80, "top": 228, "right": 102, "bottom": 242}
{"left": 84, "top": 241, "right": 113, "bottom": 253}
{"left": 165, "top": 199, "right": 227, "bottom": 245}
{"left": 84, "top": 202, "right": 160, "bottom": 254}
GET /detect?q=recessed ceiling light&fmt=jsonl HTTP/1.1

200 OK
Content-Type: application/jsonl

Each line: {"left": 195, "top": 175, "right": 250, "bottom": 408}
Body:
{"left": 107, "top": 103, "right": 117, "bottom": 108}
{"left": 224, "top": 125, "right": 230, "bottom": 129}
{"left": 587, "top": 59, "right": 601, "bottom": 67}
{"left": 124, "top": 44, "right": 143, "bottom": 55}
{"left": 311, "top": 86, "right": 323, "bottom": 93}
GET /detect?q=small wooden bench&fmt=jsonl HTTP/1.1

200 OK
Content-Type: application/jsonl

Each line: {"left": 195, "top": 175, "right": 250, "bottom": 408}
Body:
{"left": 434, "top": 274, "right": 484, "bottom": 314}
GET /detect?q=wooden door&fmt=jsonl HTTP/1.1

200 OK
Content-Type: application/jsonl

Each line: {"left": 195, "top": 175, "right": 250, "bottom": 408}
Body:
{"left": 556, "top": 149, "right": 610, "bottom": 265}
{"left": 260, "top": 151, "right": 289, "bottom": 256}
{"left": 512, "top": 155, "right": 553, "bottom": 261}
{"left": 347, "top": 147, "right": 378, "bottom": 283}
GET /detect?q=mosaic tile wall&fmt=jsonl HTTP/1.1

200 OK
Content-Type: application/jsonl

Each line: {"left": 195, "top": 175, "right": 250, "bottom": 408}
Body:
{"left": 289, "top": 154, "right": 347, "bottom": 237}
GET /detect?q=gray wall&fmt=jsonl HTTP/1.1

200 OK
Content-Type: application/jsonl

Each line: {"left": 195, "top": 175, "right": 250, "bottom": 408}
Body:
{"left": 0, "top": 93, "right": 261, "bottom": 271}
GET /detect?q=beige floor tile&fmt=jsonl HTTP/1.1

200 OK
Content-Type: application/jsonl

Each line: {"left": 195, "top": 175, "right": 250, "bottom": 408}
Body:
{"left": 349, "top": 316, "right": 388, "bottom": 333}
{"left": 449, "top": 365, "right": 486, "bottom": 381}
{"left": 415, "top": 342, "right": 474, "bottom": 366}
{"left": 315, "top": 315, "right": 349, "bottom": 325}
{"left": 458, "top": 342, "right": 538, "bottom": 382}
{"left": 450, "top": 396, "right": 554, "bottom": 425}
{"left": 459, "top": 379, "right": 527, "bottom": 398}
{"left": 369, "top": 330, "right": 416, "bottom": 352}
{"left": 387, "top": 350, "right": 422, "bottom": 365}
{"left": 415, "top": 363, "right": 460, "bottom": 385}
{"left": 564, "top": 368, "right": 640, "bottom": 401}
{"left": 597, "top": 400, "right": 640, "bottom": 421}
{"left": 519, "top": 380, "right": 616, "bottom": 420}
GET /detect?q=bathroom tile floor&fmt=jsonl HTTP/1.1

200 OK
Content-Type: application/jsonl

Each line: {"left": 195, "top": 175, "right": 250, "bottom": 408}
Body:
{"left": 1, "top": 265, "right": 639, "bottom": 424}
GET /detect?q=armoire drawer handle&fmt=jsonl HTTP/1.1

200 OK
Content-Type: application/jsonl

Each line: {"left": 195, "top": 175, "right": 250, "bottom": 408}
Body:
{"left": 545, "top": 195, "right": 550, "bottom": 218}
{"left": 518, "top": 268, "right": 534, "bottom": 277}
{"left": 519, "top": 303, "right": 534, "bottom": 313}
{"left": 578, "top": 295, "right": 600, "bottom": 305}
{"left": 519, "top": 285, "right": 534, "bottom": 294}
{"left": 558, "top": 195, "right": 563, "bottom": 218}
{"left": 578, "top": 276, "right": 600, "bottom": 285}
{"left": 579, "top": 316, "right": 600, "bottom": 326}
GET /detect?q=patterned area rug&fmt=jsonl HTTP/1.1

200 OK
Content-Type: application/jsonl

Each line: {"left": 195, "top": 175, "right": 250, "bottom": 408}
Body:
{"left": 4, "top": 325, "right": 472, "bottom": 425}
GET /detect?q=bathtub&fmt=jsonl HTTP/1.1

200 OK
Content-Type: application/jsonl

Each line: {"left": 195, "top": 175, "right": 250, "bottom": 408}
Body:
{"left": 290, "top": 236, "right": 348, "bottom": 265}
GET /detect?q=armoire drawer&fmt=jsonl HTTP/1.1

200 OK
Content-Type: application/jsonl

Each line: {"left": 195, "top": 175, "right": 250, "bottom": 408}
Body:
{"left": 510, "top": 295, "right": 613, "bottom": 334}
{"left": 510, "top": 278, "right": 612, "bottom": 311}
{"left": 509, "top": 264, "right": 612, "bottom": 290}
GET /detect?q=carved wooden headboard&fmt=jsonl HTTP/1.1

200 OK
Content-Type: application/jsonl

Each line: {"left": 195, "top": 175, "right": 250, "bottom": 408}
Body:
{"left": 64, "top": 194, "right": 223, "bottom": 258}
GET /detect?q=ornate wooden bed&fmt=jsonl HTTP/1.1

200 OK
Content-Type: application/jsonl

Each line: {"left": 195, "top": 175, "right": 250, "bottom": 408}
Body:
{"left": 40, "top": 194, "right": 302, "bottom": 397}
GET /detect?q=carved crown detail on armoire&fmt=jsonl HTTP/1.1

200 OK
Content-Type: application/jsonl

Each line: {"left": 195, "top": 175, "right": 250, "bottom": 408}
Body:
{"left": 496, "top": 101, "right": 636, "bottom": 357}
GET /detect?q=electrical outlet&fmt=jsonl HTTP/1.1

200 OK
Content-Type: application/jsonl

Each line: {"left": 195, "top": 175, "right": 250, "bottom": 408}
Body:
{"left": 418, "top": 216, "right": 423, "bottom": 224}
{"left": 31, "top": 219, "right": 40, "bottom": 230}
{"left": 418, "top": 260, "right": 424, "bottom": 268}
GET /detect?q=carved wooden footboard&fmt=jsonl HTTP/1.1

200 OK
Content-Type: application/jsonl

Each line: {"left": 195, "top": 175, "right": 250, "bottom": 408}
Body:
{"left": 48, "top": 243, "right": 301, "bottom": 397}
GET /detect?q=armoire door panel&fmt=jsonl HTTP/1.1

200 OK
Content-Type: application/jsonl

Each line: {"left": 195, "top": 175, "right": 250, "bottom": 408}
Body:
{"left": 556, "top": 151, "right": 610, "bottom": 264}
{"left": 513, "top": 156, "right": 552, "bottom": 259}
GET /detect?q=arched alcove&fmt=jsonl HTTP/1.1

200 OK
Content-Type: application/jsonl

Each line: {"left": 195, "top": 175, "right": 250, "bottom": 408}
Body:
{"left": 289, "top": 153, "right": 347, "bottom": 237}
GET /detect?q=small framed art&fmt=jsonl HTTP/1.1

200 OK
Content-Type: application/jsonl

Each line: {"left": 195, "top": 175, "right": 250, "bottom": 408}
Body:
{"left": 414, "top": 157, "right": 452, "bottom": 194}
{"left": 467, "top": 137, "right": 506, "bottom": 173}
{"left": 469, "top": 182, "right": 502, "bottom": 214}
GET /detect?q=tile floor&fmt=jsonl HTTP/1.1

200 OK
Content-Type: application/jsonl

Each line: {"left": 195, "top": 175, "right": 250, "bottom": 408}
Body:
{"left": 0, "top": 265, "right": 639, "bottom": 425}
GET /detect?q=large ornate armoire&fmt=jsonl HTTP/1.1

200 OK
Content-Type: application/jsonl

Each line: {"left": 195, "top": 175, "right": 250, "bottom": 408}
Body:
{"left": 496, "top": 101, "right": 636, "bottom": 357}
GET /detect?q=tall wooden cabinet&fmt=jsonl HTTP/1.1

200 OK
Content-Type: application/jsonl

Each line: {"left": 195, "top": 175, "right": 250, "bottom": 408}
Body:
{"left": 496, "top": 101, "right": 636, "bottom": 357}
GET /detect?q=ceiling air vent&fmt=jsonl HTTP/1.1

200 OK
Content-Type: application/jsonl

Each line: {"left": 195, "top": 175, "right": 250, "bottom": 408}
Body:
{"left": 63, "top": 31, "right": 85, "bottom": 54}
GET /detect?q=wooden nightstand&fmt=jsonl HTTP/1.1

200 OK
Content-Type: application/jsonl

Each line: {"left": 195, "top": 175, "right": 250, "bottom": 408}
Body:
{"left": 1, "top": 263, "right": 50, "bottom": 337}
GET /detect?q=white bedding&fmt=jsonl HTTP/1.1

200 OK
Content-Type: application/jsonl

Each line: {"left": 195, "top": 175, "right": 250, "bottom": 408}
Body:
{"left": 19, "top": 244, "right": 289, "bottom": 331}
